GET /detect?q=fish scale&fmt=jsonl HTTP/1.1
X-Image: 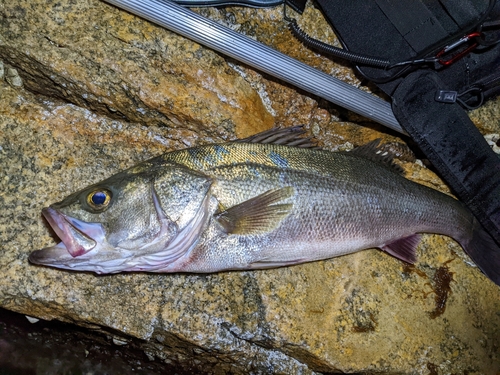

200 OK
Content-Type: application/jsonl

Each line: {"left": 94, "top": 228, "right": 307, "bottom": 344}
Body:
{"left": 152, "top": 143, "right": 471, "bottom": 271}
{"left": 29, "top": 133, "right": 500, "bottom": 286}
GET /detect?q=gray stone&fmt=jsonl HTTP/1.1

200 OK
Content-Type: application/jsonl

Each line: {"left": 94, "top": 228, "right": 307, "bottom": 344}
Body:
{"left": 5, "top": 66, "right": 22, "bottom": 87}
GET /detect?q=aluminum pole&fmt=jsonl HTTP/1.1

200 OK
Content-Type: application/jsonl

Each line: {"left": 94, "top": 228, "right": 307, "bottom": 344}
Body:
{"left": 103, "top": 0, "right": 405, "bottom": 133}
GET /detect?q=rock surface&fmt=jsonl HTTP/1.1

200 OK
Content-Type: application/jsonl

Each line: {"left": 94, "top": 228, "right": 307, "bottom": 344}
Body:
{"left": 1, "top": 0, "right": 500, "bottom": 374}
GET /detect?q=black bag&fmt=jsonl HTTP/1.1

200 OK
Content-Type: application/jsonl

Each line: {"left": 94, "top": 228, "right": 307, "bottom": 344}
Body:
{"left": 314, "top": 0, "right": 500, "bottom": 107}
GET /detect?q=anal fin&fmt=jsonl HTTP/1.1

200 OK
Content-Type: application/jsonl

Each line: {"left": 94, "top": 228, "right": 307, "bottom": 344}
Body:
{"left": 380, "top": 234, "right": 421, "bottom": 263}
{"left": 215, "top": 187, "right": 294, "bottom": 235}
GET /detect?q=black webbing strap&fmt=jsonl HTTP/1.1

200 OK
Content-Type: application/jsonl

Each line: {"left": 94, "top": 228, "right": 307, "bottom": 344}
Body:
{"left": 374, "top": 0, "right": 449, "bottom": 52}
{"left": 439, "top": 0, "right": 487, "bottom": 26}
{"left": 392, "top": 70, "right": 500, "bottom": 244}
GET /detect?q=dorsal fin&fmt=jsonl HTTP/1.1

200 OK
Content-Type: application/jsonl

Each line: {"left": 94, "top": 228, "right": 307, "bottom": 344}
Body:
{"left": 235, "top": 125, "right": 318, "bottom": 148}
{"left": 346, "top": 139, "right": 404, "bottom": 174}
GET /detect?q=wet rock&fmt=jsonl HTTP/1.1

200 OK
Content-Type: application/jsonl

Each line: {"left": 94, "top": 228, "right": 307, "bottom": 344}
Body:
{"left": 1, "top": 0, "right": 500, "bottom": 374}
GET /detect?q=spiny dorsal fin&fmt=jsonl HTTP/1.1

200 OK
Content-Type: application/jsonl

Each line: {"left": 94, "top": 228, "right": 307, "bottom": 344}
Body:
{"left": 236, "top": 126, "right": 318, "bottom": 148}
{"left": 346, "top": 139, "right": 405, "bottom": 175}
{"left": 215, "top": 187, "right": 294, "bottom": 235}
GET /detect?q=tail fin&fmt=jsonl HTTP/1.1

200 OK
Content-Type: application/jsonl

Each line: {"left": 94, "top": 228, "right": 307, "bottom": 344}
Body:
{"left": 462, "top": 220, "right": 500, "bottom": 286}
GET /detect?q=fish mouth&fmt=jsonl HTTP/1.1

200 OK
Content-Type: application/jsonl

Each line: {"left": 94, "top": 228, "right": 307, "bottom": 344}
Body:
{"left": 35, "top": 207, "right": 104, "bottom": 258}
{"left": 41, "top": 207, "right": 97, "bottom": 257}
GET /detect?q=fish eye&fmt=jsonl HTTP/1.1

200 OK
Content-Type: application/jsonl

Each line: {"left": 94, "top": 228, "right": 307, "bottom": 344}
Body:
{"left": 87, "top": 189, "right": 112, "bottom": 211}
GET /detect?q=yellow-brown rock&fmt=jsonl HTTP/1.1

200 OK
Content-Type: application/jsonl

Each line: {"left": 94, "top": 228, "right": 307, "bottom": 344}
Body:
{"left": 1, "top": 0, "right": 499, "bottom": 374}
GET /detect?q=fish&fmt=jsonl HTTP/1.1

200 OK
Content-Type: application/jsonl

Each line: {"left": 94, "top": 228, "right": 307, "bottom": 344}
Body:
{"left": 29, "top": 127, "right": 500, "bottom": 285}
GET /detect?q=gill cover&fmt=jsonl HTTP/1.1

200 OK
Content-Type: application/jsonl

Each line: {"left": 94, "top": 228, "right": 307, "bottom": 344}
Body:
{"left": 30, "top": 161, "right": 214, "bottom": 273}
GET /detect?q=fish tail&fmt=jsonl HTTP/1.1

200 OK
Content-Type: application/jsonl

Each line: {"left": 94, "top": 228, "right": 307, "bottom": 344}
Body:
{"left": 462, "top": 219, "right": 500, "bottom": 286}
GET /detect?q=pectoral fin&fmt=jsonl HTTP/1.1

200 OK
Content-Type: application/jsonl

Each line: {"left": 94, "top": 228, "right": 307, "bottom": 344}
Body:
{"left": 215, "top": 187, "right": 294, "bottom": 235}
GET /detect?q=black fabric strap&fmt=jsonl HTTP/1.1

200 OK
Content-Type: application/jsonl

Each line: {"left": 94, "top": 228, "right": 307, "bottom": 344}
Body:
{"left": 392, "top": 70, "right": 500, "bottom": 244}
{"left": 375, "top": 0, "right": 448, "bottom": 52}
{"left": 439, "top": 0, "right": 484, "bottom": 26}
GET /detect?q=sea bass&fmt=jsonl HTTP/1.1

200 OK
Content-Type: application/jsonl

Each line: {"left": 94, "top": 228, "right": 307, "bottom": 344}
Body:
{"left": 29, "top": 128, "right": 500, "bottom": 285}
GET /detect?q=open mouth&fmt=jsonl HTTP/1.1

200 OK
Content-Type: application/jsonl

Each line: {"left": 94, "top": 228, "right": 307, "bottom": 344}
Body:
{"left": 41, "top": 207, "right": 99, "bottom": 257}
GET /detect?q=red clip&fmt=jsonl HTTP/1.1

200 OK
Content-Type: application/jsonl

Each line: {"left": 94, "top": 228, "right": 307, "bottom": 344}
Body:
{"left": 436, "top": 32, "right": 482, "bottom": 66}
